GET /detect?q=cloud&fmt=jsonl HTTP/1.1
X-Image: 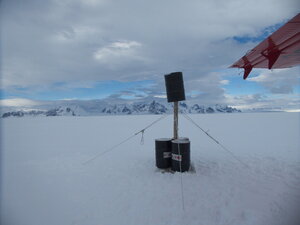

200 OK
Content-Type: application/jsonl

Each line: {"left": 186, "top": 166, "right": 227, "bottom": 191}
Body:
{"left": 225, "top": 93, "right": 300, "bottom": 111}
{"left": 1, "top": 0, "right": 299, "bottom": 108}
{"left": 93, "top": 40, "right": 145, "bottom": 67}
{"left": 220, "top": 80, "right": 229, "bottom": 85}
{"left": 2, "top": 0, "right": 298, "bottom": 83}
{"left": 154, "top": 95, "right": 167, "bottom": 99}
{"left": 225, "top": 93, "right": 264, "bottom": 108}
{"left": 0, "top": 98, "right": 40, "bottom": 107}
{"left": 248, "top": 67, "right": 300, "bottom": 94}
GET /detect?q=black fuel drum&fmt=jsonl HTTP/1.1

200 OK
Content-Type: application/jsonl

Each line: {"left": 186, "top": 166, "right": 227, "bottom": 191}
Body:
{"left": 155, "top": 138, "right": 172, "bottom": 169}
{"left": 171, "top": 139, "right": 190, "bottom": 172}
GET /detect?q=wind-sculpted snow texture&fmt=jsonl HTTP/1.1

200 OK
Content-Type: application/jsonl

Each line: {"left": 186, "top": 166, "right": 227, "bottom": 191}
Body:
{"left": 1, "top": 101, "right": 240, "bottom": 118}
{"left": 1, "top": 113, "right": 299, "bottom": 225}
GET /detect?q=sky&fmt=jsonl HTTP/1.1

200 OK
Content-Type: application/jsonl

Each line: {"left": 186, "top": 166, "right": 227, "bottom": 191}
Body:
{"left": 0, "top": 0, "right": 299, "bottom": 110}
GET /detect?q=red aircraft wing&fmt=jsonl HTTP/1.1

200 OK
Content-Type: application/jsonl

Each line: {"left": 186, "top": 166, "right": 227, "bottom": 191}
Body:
{"left": 230, "top": 13, "right": 300, "bottom": 79}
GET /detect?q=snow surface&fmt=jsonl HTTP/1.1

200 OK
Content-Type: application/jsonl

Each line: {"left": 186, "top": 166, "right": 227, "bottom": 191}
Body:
{"left": 1, "top": 113, "right": 300, "bottom": 225}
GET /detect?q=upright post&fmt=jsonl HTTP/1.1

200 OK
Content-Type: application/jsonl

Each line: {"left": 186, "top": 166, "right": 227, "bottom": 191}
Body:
{"left": 164, "top": 72, "right": 185, "bottom": 140}
{"left": 174, "top": 101, "right": 178, "bottom": 139}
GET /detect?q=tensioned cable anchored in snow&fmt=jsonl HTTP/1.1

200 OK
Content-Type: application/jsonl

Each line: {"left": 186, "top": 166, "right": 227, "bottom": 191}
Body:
{"left": 181, "top": 112, "right": 250, "bottom": 169}
{"left": 177, "top": 142, "right": 185, "bottom": 211}
{"left": 82, "top": 114, "right": 169, "bottom": 165}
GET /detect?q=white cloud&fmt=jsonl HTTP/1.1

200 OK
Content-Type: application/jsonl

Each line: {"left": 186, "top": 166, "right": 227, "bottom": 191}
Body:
{"left": 220, "top": 80, "right": 229, "bottom": 85}
{"left": 111, "top": 41, "right": 141, "bottom": 49}
{"left": 52, "top": 26, "right": 100, "bottom": 42}
{"left": 224, "top": 93, "right": 300, "bottom": 111}
{"left": 154, "top": 95, "right": 167, "bottom": 99}
{"left": 285, "top": 109, "right": 300, "bottom": 112}
{"left": 94, "top": 41, "right": 143, "bottom": 64}
{"left": 0, "top": 98, "right": 40, "bottom": 107}
{"left": 78, "top": 0, "right": 106, "bottom": 6}
{"left": 248, "top": 67, "right": 300, "bottom": 94}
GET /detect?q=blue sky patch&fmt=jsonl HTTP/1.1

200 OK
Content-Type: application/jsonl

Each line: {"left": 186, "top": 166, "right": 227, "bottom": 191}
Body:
{"left": 224, "top": 75, "right": 265, "bottom": 95}
{"left": 233, "top": 22, "right": 285, "bottom": 44}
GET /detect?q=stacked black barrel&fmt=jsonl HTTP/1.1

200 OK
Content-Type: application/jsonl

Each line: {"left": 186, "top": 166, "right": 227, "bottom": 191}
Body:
{"left": 155, "top": 137, "right": 190, "bottom": 172}
{"left": 171, "top": 138, "right": 190, "bottom": 172}
{"left": 155, "top": 138, "right": 172, "bottom": 169}
{"left": 155, "top": 72, "right": 190, "bottom": 173}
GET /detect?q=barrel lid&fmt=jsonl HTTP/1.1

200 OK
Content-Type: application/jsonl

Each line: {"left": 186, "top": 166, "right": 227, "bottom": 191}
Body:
{"left": 179, "top": 137, "right": 189, "bottom": 140}
{"left": 172, "top": 138, "right": 190, "bottom": 144}
{"left": 156, "top": 138, "right": 172, "bottom": 141}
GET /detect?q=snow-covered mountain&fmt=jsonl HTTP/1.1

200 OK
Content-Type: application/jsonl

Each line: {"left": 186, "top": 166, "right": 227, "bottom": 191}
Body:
{"left": 1, "top": 100, "right": 241, "bottom": 118}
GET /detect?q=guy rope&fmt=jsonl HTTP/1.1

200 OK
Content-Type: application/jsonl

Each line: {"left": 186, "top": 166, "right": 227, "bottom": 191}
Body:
{"left": 83, "top": 114, "right": 169, "bottom": 165}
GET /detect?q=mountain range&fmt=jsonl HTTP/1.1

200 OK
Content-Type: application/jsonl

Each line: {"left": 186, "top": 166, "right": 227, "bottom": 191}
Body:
{"left": 1, "top": 100, "right": 241, "bottom": 118}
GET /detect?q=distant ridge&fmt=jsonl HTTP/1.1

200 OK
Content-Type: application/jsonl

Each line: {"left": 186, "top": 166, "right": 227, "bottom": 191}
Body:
{"left": 1, "top": 100, "right": 241, "bottom": 118}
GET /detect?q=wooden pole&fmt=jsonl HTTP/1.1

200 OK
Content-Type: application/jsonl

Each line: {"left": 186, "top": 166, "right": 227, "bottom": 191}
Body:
{"left": 174, "top": 101, "right": 178, "bottom": 139}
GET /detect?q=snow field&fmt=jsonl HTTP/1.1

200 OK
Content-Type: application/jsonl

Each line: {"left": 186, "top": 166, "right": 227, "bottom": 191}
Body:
{"left": 1, "top": 113, "right": 300, "bottom": 225}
